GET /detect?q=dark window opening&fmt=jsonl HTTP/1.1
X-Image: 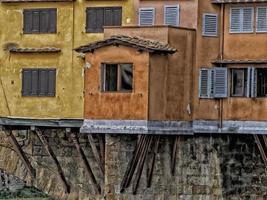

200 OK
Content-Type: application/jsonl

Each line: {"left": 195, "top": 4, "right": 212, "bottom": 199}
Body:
{"left": 23, "top": 8, "right": 57, "bottom": 34}
{"left": 257, "top": 69, "right": 267, "bottom": 97}
{"left": 231, "top": 69, "right": 247, "bottom": 97}
{"left": 102, "top": 64, "right": 133, "bottom": 92}
{"left": 86, "top": 7, "right": 122, "bottom": 33}
{"left": 22, "top": 68, "right": 56, "bottom": 96}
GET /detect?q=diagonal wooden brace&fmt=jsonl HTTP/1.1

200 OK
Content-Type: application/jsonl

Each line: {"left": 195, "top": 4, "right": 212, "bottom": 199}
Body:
{"left": 70, "top": 133, "right": 101, "bottom": 194}
{"left": 35, "top": 130, "right": 70, "bottom": 193}
{"left": 5, "top": 129, "right": 36, "bottom": 181}
{"left": 254, "top": 135, "right": 267, "bottom": 166}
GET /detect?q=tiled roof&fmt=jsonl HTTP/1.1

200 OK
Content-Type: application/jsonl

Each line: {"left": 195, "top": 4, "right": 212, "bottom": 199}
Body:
{"left": 75, "top": 35, "right": 177, "bottom": 54}
{"left": 212, "top": 59, "right": 267, "bottom": 64}
{"left": 1, "top": 0, "right": 74, "bottom": 2}
{"left": 9, "top": 47, "right": 61, "bottom": 53}
{"left": 212, "top": 0, "right": 267, "bottom": 3}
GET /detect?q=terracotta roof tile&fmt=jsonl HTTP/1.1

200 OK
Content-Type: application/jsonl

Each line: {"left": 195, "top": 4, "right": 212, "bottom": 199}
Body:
{"left": 9, "top": 47, "right": 61, "bottom": 53}
{"left": 75, "top": 35, "right": 176, "bottom": 54}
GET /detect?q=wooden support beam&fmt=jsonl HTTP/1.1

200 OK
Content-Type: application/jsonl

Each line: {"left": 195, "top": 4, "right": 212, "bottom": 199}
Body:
{"left": 171, "top": 136, "right": 180, "bottom": 176}
{"left": 263, "top": 135, "right": 267, "bottom": 148}
{"left": 87, "top": 134, "right": 104, "bottom": 177}
{"left": 132, "top": 136, "right": 153, "bottom": 195}
{"left": 35, "top": 130, "right": 70, "bottom": 193}
{"left": 120, "top": 135, "right": 147, "bottom": 193}
{"left": 97, "top": 134, "right": 105, "bottom": 167}
{"left": 254, "top": 135, "right": 267, "bottom": 166}
{"left": 147, "top": 136, "right": 160, "bottom": 188}
{"left": 70, "top": 133, "right": 101, "bottom": 194}
{"left": 4, "top": 130, "right": 36, "bottom": 181}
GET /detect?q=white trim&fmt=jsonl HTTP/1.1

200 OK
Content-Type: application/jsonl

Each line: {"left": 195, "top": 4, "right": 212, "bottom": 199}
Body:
{"left": 164, "top": 4, "right": 179, "bottom": 27}
{"left": 139, "top": 7, "right": 155, "bottom": 26}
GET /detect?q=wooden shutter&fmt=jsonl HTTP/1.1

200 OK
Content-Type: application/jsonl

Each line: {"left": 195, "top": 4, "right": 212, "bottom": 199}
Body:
{"left": 113, "top": 7, "right": 122, "bottom": 26}
{"left": 86, "top": 8, "right": 97, "bottom": 33}
{"left": 49, "top": 9, "right": 57, "bottom": 33}
{"left": 257, "top": 7, "right": 267, "bottom": 32}
{"left": 214, "top": 67, "right": 228, "bottom": 98}
{"left": 40, "top": 10, "right": 50, "bottom": 33}
{"left": 203, "top": 14, "right": 218, "bottom": 36}
{"left": 243, "top": 7, "right": 253, "bottom": 32}
{"left": 164, "top": 5, "right": 179, "bottom": 26}
{"left": 22, "top": 69, "right": 38, "bottom": 96}
{"left": 247, "top": 67, "right": 252, "bottom": 97}
{"left": 23, "top": 10, "right": 33, "bottom": 33}
{"left": 48, "top": 69, "right": 56, "bottom": 96}
{"left": 251, "top": 67, "right": 257, "bottom": 98}
{"left": 32, "top": 10, "right": 40, "bottom": 33}
{"left": 96, "top": 8, "right": 104, "bottom": 32}
{"left": 139, "top": 8, "right": 155, "bottom": 26}
{"left": 39, "top": 69, "right": 49, "bottom": 96}
{"left": 104, "top": 8, "right": 113, "bottom": 26}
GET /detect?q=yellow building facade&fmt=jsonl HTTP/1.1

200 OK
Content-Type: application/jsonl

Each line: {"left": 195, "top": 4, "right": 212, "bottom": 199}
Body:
{"left": 0, "top": 0, "right": 135, "bottom": 120}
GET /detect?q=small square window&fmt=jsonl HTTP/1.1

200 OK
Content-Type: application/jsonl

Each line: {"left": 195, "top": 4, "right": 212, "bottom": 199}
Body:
{"left": 101, "top": 64, "right": 133, "bottom": 92}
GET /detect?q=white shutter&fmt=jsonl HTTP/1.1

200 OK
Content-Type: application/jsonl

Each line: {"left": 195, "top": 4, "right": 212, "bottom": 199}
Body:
{"left": 214, "top": 68, "right": 228, "bottom": 98}
{"left": 243, "top": 8, "right": 253, "bottom": 32}
{"left": 139, "top": 8, "right": 155, "bottom": 26}
{"left": 230, "top": 8, "right": 241, "bottom": 32}
{"left": 199, "top": 68, "right": 214, "bottom": 98}
{"left": 203, "top": 13, "right": 218, "bottom": 36}
{"left": 247, "top": 67, "right": 252, "bottom": 97}
{"left": 164, "top": 5, "right": 179, "bottom": 26}
{"left": 251, "top": 67, "right": 257, "bottom": 98}
{"left": 230, "top": 7, "right": 253, "bottom": 33}
{"left": 256, "top": 7, "right": 267, "bottom": 32}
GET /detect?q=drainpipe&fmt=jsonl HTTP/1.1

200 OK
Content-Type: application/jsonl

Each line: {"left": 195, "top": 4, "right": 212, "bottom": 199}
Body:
{"left": 219, "top": 4, "right": 225, "bottom": 130}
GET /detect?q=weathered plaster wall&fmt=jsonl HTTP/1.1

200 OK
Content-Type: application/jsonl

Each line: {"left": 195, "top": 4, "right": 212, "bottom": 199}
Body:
{"left": 84, "top": 46, "right": 149, "bottom": 120}
{"left": 0, "top": 0, "right": 135, "bottom": 119}
{"left": 193, "top": 1, "right": 221, "bottom": 121}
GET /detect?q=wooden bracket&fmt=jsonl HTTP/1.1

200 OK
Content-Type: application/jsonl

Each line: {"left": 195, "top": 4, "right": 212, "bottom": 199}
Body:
{"left": 35, "top": 129, "right": 70, "bottom": 193}
{"left": 4, "top": 129, "right": 36, "bottom": 181}
{"left": 70, "top": 132, "right": 101, "bottom": 194}
{"left": 171, "top": 136, "right": 180, "bottom": 176}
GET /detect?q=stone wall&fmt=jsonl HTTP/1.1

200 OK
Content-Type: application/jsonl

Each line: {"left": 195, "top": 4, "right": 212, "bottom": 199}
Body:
{"left": 0, "top": 130, "right": 266, "bottom": 200}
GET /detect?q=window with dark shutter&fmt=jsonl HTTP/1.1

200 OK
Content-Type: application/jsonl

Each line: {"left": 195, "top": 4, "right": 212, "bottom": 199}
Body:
{"left": 86, "top": 7, "right": 122, "bottom": 33}
{"left": 164, "top": 5, "right": 179, "bottom": 26}
{"left": 256, "top": 7, "right": 267, "bottom": 32}
{"left": 23, "top": 8, "right": 57, "bottom": 34}
{"left": 22, "top": 68, "right": 56, "bottom": 96}
{"left": 202, "top": 13, "right": 218, "bottom": 36}
{"left": 139, "top": 8, "right": 155, "bottom": 26}
{"left": 230, "top": 7, "right": 253, "bottom": 33}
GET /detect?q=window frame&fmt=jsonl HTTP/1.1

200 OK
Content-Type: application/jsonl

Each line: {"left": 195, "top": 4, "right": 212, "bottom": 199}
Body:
{"left": 101, "top": 63, "right": 133, "bottom": 93}
{"left": 256, "top": 6, "right": 267, "bottom": 33}
{"left": 22, "top": 68, "right": 56, "bottom": 97}
{"left": 229, "top": 7, "right": 254, "bottom": 34}
{"left": 202, "top": 13, "right": 218, "bottom": 37}
{"left": 230, "top": 68, "right": 248, "bottom": 97}
{"left": 139, "top": 7, "right": 155, "bottom": 26}
{"left": 23, "top": 8, "right": 57, "bottom": 34}
{"left": 164, "top": 5, "right": 179, "bottom": 27}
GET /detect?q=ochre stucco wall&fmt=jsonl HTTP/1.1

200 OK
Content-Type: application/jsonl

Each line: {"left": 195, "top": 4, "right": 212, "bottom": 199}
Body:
{"left": 193, "top": 1, "right": 221, "bottom": 121}
{"left": 137, "top": 0, "right": 198, "bottom": 29}
{"left": 0, "top": 0, "right": 135, "bottom": 119}
{"left": 84, "top": 46, "right": 149, "bottom": 120}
